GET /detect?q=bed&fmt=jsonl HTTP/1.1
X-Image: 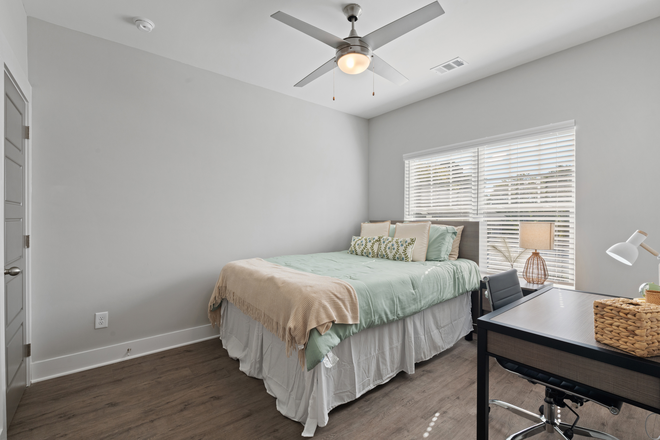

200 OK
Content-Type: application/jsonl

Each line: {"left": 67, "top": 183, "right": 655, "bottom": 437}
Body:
{"left": 214, "top": 220, "right": 480, "bottom": 437}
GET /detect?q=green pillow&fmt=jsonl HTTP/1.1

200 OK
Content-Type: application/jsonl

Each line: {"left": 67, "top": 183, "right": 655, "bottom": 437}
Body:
{"left": 426, "top": 225, "right": 457, "bottom": 261}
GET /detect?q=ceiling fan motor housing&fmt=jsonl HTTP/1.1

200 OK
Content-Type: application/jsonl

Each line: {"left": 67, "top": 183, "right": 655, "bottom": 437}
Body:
{"left": 336, "top": 36, "right": 372, "bottom": 74}
{"left": 336, "top": 37, "right": 372, "bottom": 62}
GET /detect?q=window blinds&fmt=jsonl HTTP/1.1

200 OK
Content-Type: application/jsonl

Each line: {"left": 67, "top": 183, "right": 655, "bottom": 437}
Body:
{"left": 479, "top": 128, "right": 575, "bottom": 286}
{"left": 405, "top": 148, "right": 478, "bottom": 220}
{"left": 404, "top": 123, "right": 576, "bottom": 287}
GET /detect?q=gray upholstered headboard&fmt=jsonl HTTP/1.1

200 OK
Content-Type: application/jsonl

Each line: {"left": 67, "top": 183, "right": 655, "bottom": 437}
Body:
{"left": 371, "top": 220, "right": 480, "bottom": 265}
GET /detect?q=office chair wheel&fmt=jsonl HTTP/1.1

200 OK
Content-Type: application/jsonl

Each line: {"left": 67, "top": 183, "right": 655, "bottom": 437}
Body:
{"left": 563, "top": 428, "right": 574, "bottom": 439}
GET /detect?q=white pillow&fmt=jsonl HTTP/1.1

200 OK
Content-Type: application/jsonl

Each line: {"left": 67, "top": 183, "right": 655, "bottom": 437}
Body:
{"left": 360, "top": 221, "right": 391, "bottom": 237}
{"left": 394, "top": 222, "right": 431, "bottom": 262}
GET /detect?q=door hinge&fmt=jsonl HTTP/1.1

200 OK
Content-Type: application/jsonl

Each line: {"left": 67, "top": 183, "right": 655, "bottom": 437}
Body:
{"left": 25, "top": 235, "right": 30, "bottom": 249}
{"left": 25, "top": 343, "right": 31, "bottom": 357}
{"left": 24, "top": 126, "right": 30, "bottom": 140}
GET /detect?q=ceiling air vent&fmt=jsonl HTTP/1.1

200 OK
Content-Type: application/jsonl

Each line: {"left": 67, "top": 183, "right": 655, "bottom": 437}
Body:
{"left": 431, "top": 57, "right": 467, "bottom": 75}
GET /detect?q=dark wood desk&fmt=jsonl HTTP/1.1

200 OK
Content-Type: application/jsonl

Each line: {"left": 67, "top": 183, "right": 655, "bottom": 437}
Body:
{"left": 477, "top": 287, "right": 660, "bottom": 439}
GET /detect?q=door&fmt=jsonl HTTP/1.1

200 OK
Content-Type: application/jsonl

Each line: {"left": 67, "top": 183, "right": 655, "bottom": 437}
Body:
{"left": 4, "top": 72, "right": 27, "bottom": 424}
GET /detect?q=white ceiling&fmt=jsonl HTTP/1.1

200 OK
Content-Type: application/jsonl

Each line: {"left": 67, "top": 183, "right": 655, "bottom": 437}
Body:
{"left": 21, "top": 0, "right": 660, "bottom": 119}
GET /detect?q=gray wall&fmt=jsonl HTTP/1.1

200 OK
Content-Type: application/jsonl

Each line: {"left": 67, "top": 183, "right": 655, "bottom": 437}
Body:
{"left": 28, "top": 19, "right": 368, "bottom": 362}
{"left": 369, "top": 17, "right": 660, "bottom": 295}
{"left": 0, "top": 0, "right": 28, "bottom": 75}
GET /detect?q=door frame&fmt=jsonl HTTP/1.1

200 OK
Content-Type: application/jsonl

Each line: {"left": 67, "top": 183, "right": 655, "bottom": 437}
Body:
{"left": 1, "top": 27, "right": 32, "bottom": 440}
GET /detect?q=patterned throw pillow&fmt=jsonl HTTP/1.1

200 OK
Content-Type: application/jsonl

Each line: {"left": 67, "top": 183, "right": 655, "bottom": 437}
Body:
{"left": 348, "top": 236, "right": 383, "bottom": 258}
{"left": 378, "top": 237, "right": 417, "bottom": 262}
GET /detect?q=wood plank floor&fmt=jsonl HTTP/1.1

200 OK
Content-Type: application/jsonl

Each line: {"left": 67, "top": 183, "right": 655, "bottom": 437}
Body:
{"left": 9, "top": 338, "right": 650, "bottom": 439}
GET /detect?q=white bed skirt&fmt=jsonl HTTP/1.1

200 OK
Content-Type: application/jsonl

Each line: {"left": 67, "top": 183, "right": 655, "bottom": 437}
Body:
{"left": 219, "top": 291, "right": 473, "bottom": 437}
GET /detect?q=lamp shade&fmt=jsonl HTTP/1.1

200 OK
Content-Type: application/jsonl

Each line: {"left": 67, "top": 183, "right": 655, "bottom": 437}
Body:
{"left": 606, "top": 230, "right": 648, "bottom": 265}
{"left": 520, "top": 222, "right": 555, "bottom": 250}
{"left": 606, "top": 242, "right": 638, "bottom": 266}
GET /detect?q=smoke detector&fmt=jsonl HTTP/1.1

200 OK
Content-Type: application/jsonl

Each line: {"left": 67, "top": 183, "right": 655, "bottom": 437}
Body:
{"left": 134, "top": 18, "right": 155, "bottom": 33}
{"left": 431, "top": 57, "right": 467, "bottom": 75}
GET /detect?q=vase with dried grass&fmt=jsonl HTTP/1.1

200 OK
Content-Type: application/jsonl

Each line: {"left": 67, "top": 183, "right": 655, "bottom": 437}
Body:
{"left": 490, "top": 238, "right": 529, "bottom": 269}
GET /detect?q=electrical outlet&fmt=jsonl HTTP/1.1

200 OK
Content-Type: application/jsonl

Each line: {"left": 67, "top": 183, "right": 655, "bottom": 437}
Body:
{"left": 95, "top": 311, "right": 108, "bottom": 329}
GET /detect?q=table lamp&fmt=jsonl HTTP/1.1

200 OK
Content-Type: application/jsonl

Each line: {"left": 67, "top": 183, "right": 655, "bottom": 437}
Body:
{"left": 606, "top": 230, "right": 660, "bottom": 283}
{"left": 519, "top": 222, "right": 555, "bottom": 284}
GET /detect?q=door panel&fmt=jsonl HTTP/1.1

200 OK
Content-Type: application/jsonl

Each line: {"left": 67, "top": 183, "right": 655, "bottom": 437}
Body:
{"left": 4, "top": 220, "right": 22, "bottom": 265}
{"left": 4, "top": 324, "right": 24, "bottom": 422}
{"left": 5, "top": 274, "right": 22, "bottom": 326}
{"left": 4, "top": 100, "right": 21, "bottom": 152}
{"left": 4, "top": 72, "right": 27, "bottom": 425}
{"left": 6, "top": 325, "right": 22, "bottom": 386}
{"left": 5, "top": 157, "right": 22, "bottom": 204}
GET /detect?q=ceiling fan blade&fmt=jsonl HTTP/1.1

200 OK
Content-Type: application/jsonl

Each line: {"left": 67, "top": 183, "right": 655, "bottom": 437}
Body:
{"left": 371, "top": 55, "right": 408, "bottom": 85}
{"left": 362, "top": 2, "right": 445, "bottom": 51}
{"left": 294, "top": 58, "right": 337, "bottom": 87}
{"left": 271, "top": 11, "right": 347, "bottom": 49}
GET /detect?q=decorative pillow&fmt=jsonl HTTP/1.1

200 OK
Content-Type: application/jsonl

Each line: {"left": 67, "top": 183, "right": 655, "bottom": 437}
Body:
{"left": 360, "top": 221, "right": 391, "bottom": 237}
{"left": 394, "top": 222, "right": 431, "bottom": 262}
{"left": 426, "top": 225, "right": 458, "bottom": 261}
{"left": 378, "top": 237, "right": 416, "bottom": 262}
{"left": 437, "top": 224, "right": 464, "bottom": 260}
{"left": 389, "top": 225, "right": 395, "bottom": 237}
{"left": 348, "top": 236, "right": 383, "bottom": 258}
{"left": 449, "top": 225, "right": 464, "bottom": 260}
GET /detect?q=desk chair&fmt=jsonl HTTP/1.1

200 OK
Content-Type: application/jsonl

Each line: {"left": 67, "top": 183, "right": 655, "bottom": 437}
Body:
{"left": 484, "top": 269, "right": 623, "bottom": 440}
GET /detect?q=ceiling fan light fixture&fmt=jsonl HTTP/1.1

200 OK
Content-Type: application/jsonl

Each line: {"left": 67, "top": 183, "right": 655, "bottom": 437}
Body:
{"left": 338, "top": 52, "right": 371, "bottom": 75}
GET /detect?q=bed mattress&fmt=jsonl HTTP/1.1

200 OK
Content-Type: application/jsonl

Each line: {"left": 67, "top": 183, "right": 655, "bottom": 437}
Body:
{"left": 264, "top": 252, "right": 480, "bottom": 369}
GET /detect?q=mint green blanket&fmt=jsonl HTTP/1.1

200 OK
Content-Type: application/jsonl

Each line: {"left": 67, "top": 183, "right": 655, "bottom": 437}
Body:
{"left": 265, "top": 252, "right": 480, "bottom": 371}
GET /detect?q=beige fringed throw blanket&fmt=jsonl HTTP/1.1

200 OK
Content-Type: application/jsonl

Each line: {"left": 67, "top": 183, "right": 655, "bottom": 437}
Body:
{"left": 208, "top": 258, "right": 359, "bottom": 368}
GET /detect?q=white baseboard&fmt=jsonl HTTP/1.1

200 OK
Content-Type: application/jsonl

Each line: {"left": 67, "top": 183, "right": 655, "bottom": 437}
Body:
{"left": 31, "top": 324, "right": 220, "bottom": 383}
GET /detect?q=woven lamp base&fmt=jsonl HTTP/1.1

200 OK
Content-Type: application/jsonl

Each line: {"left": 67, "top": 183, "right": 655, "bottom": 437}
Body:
{"left": 523, "top": 251, "right": 548, "bottom": 284}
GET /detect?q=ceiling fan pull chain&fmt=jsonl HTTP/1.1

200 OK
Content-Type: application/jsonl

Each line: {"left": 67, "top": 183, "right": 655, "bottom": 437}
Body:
{"left": 372, "top": 60, "right": 375, "bottom": 96}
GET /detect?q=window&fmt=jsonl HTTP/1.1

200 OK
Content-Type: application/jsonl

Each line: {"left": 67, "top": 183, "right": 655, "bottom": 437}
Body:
{"left": 404, "top": 121, "right": 576, "bottom": 287}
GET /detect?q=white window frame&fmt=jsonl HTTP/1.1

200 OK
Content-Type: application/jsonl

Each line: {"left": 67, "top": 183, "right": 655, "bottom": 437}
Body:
{"left": 403, "top": 121, "right": 576, "bottom": 287}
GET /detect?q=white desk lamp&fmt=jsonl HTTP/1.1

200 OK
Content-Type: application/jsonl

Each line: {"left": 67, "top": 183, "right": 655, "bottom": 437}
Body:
{"left": 606, "top": 230, "right": 660, "bottom": 283}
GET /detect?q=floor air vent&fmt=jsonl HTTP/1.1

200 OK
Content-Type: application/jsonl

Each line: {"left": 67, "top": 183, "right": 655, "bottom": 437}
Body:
{"left": 431, "top": 57, "right": 467, "bottom": 75}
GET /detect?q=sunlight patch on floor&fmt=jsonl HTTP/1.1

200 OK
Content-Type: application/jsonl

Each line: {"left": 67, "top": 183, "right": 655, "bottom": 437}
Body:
{"left": 422, "top": 412, "right": 440, "bottom": 438}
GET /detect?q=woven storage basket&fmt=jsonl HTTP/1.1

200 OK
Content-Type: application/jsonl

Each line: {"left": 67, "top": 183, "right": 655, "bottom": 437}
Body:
{"left": 593, "top": 298, "right": 660, "bottom": 358}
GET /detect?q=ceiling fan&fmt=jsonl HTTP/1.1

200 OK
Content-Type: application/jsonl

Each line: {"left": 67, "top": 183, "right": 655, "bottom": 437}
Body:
{"left": 271, "top": 2, "right": 445, "bottom": 87}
